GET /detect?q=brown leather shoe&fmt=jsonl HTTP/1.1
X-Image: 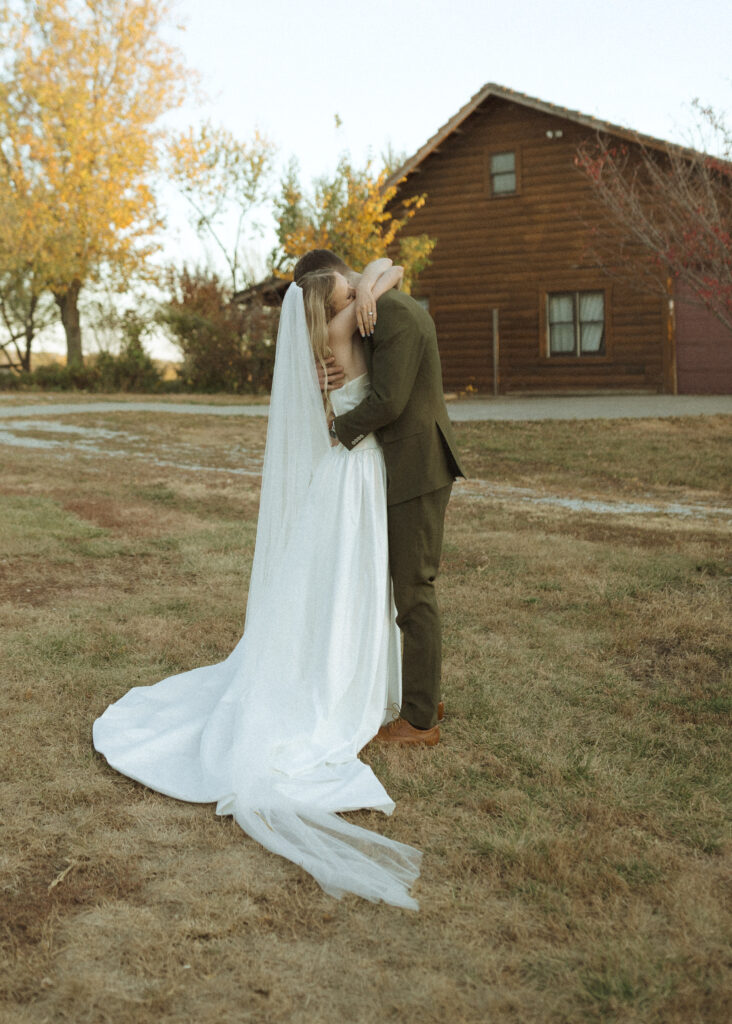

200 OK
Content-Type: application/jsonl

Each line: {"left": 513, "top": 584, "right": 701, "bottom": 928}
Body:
{"left": 438, "top": 701, "right": 445, "bottom": 722}
{"left": 375, "top": 717, "right": 440, "bottom": 746}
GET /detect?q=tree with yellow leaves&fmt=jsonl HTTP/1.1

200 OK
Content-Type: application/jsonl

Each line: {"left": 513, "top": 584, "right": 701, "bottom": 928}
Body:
{"left": 168, "top": 123, "right": 275, "bottom": 293}
{"left": 0, "top": 0, "right": 190, "bottom": 366}
{"left": 272, "top": 156, "right": 435, "bottom": 293}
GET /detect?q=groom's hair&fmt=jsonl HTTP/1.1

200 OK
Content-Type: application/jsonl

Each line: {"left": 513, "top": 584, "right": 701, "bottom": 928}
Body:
{"left": 293, "top": 249, "right": 350, "bottom": 284}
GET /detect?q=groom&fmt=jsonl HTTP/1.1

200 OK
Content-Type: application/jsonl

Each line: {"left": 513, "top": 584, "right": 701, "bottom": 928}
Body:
{"left": 294, "top": 250, "right": 465, "bottom": 746}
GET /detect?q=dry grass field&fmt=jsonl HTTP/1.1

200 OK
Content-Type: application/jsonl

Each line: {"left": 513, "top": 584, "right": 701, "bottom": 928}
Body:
{"left": 1, "top": 402, "right": 730, "bottom": 1023}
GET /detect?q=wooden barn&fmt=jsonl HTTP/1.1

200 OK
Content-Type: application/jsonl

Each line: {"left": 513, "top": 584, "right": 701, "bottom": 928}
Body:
{"left": 386, "top": 83, "right": 732, "bottom": 395}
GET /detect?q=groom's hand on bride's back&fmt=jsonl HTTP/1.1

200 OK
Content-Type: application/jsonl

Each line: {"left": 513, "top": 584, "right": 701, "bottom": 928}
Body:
{"left": 317, "top": 356, "right": 345, "bottom": 393}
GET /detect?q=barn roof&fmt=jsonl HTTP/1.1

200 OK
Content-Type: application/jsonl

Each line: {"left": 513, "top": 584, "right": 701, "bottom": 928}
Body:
{"left": 232, "top": 275, "right": 288, "bottom": 306}
{"left": 385, "top": 82, "right": 703, "bottom": 188}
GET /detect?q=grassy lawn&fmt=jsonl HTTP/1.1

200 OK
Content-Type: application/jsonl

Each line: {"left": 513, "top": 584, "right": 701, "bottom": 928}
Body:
{"left": 1, "top": 409, "right": 730, "bottom": 1023}
{"left": 455, "top": 414, "right": 732, "bottom": 496}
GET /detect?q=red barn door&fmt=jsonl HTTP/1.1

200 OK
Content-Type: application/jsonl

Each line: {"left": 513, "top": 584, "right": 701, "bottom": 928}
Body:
{"left": 675, "top": 283, "right": 732, "bottom": 394}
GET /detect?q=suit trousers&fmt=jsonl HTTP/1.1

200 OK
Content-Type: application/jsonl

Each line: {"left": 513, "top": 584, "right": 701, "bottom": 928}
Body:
{"left": 387, "top": 482, "right": 453, "bottom": 730}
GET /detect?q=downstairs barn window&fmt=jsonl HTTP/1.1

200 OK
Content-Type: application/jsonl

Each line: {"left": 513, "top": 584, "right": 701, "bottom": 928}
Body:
{"left": 547, "top": 291, "right": 605, "bottom": 356}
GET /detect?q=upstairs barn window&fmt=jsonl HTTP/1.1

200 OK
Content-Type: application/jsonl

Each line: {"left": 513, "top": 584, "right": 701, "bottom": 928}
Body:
{"left": 490, "top": 151, "right": 517, "bottom": 194}
{"left": 547, "top": 291, "right": 605, "bottom": 357}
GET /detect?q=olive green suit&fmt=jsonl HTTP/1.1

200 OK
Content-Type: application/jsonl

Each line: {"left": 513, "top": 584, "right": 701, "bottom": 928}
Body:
{"left": 333, "top": 289, "right": 464, "bottom": 729}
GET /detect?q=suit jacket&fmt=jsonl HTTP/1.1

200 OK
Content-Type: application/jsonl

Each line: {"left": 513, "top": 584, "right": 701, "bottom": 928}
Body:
{"left": 333, "top": 289, "right": 465, "bottom": 505}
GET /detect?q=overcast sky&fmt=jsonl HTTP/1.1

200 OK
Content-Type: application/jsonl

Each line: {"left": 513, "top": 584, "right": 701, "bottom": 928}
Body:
{"left": 159, "top": 0, "right": 731, "bottom": 276}
{"left": 171, "top": 0, "right": 730, "bottom": 171}
{"left": 52, "top": 0, "right": 732, "bottom": 358}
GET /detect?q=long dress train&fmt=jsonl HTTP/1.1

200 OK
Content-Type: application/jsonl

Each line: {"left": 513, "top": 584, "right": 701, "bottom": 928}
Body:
{"left": 93, "top": 372, "right": 422, "bottom": 909}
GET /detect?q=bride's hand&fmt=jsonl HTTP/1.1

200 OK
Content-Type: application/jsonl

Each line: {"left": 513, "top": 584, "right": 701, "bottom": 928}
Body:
{"left": 355, "top": 281, "right": 377, "bottom": 338}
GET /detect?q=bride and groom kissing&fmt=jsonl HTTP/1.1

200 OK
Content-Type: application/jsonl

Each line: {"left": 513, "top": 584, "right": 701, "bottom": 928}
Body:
{"left": 93, "top": 248, "right": 465, "bottom": 909}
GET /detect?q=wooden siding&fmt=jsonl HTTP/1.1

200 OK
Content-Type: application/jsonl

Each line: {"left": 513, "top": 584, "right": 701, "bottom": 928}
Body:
{"left": 394, "top": 96, "right": 668, "bottom": 393}
{"left": 675, "top": 282, "right": 732, "bottom": 394}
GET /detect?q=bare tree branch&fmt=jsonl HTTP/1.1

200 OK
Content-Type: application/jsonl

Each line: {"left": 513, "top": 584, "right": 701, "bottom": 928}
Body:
{"left": 575, "top": 113, "right": 732, "bottom": 333}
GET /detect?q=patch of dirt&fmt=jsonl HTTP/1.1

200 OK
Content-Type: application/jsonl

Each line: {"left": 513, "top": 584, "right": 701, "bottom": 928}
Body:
{"left": 0, "top": 562, "right": 74, "bottom": 607}
{"left": 612, "top": 634, "right": 731, "bottom": 723}
{"left": 61, "top": 494, "right": 184, "bottom": 539}
{"left": 0, "top": 553, "right": 157, "bottom": 608}
{"left": 1, "top": 849, "right": 143, "bottom": 956}
{"left": 61, "top": 497, "right": 131, "bottom": 530}
{"left": 535, "top": 518, "right": 728, "bottom": 550}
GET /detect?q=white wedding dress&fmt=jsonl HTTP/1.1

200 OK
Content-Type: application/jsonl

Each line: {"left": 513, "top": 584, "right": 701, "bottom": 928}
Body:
{"left": 93, "top": 285, "right": 422, "bottom": 910}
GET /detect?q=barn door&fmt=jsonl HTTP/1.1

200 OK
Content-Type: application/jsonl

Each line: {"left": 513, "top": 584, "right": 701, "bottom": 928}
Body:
{"left": 675, "top": 283, "right": 732, "bottom": 394}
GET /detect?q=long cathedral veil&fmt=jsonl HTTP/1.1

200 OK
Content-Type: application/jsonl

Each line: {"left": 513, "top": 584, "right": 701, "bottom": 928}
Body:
{"left": 245, "top": 283, "right": 330, "bottom": 623}
{"left": 214, "top": 283, "right": 422, "bottom": 909}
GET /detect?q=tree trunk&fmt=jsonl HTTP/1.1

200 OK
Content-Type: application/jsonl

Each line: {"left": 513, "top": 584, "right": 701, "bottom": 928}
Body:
{"left": 20, "top": 292, "right": 38, "bottom": 372}
{"left": 54, "top": 279, "right": 83, "bottom": 367}
{"left": 20, "top": 334, "right": 31, "bottom": 372}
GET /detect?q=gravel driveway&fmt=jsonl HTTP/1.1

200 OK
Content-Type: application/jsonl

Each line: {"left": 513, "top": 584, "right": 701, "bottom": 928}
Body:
{"left": 1, "top": 393, "right": 730, "bottom": 421}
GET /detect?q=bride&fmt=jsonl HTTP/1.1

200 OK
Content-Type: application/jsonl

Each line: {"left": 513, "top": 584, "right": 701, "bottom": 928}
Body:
{"left": 92, "top": 258, "right": 423, "bottom": 909}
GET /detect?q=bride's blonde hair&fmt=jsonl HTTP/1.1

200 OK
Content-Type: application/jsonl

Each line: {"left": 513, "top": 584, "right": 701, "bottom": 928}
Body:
{"left": 299, "top": 270, "right": 339, "bottom": 402}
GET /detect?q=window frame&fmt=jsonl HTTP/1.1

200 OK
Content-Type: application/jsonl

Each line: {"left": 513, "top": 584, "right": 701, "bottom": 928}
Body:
{"left": 485, "top": 147, "right": 522, "bottom": 198}
{"left": 539, "top": 285, "right": 613, "bottom": 363}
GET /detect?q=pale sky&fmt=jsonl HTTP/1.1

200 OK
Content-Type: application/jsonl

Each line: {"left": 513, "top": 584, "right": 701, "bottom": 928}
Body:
{"left": 164, "top": 0, "right": 731, "bottom": 283}
{"left": 49, "top": 0, "right": 732, "bottom": 358}
{"left": 170, "top": 0, "right": 730, "bottom": 170}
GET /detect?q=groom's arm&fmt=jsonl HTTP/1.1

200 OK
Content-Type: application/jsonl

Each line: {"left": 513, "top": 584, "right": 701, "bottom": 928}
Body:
{"left": 333, "top": 294, "right": 424, "bottom": 450}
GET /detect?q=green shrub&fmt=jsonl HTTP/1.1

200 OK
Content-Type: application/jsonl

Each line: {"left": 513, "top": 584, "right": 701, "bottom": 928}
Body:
{"left": 0, "top": 368, "right": 25, "bottom": 390}
{"left": 95, "top": 343, "right": 161, "bottom": 392}
{"left": 31, "top": 363, "right": 101, "bottom": 390}
{"left": 157, "top": 267, "right": 276, "bottom": 393}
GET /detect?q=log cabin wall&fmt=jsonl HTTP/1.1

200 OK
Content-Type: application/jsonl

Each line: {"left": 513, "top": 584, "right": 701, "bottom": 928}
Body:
{"left": 394, "top": 96, "right": 669, "bottom": 394}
